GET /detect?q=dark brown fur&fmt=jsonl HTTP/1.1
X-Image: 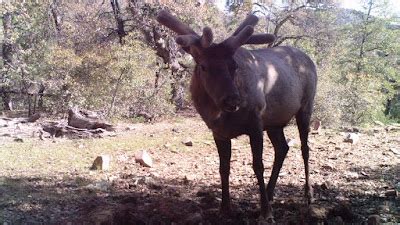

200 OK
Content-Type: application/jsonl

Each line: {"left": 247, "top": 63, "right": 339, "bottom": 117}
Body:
{"left": 157, "top": 11, "right": 317, "bottom": 220}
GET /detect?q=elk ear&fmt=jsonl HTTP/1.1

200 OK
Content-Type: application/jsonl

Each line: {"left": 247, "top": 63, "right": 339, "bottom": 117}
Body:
{"left": 246, "top": 34, "right": 276, "bottom": 45}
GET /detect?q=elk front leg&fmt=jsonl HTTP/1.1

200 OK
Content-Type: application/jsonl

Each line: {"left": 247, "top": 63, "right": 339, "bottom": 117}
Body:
{"left": 213, "top": 134, "right": 232, "bottom": 215}
{"left": 249, "top": 128, "right": 273, "bottom": 220}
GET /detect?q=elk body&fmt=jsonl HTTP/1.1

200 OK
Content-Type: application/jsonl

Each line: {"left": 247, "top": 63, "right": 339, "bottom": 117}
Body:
{"left": 157, "top": 11, "right": 317, "bottom": 220}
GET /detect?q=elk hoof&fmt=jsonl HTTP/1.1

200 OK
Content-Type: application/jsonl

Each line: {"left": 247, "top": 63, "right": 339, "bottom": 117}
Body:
{"left": 305, "top": 185, "right": 314, "bottom": 205}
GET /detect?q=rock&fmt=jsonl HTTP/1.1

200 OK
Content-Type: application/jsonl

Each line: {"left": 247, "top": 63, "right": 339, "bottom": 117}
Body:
{"left": 344, "top": 133, "right": 359, "bottom": 144}
{"left": 13, "top": 137, "right": 23, "bottom": 143}
{"left": 367, "top": 215, "right": 381, "bottom": 225}
{"left": 389, "top": 148, "right": 400, "bottom": 156}
{"left": 27, "top": 113, "right": 41, "bottom": 123}
{"left": 309, "top": 205, "right": 328, "bottom": 223}
{"left": 374, "top": 121, "right": 384, "bottom": 126}
{"left": 384, "top": 189, "right": 398, "bottom": 197}
{"left": 320, "top": 181, "right": 331, "bottom": 190}
{"left": 395, "top": 182, "right": 400, "bottom": 190}
{"left": 344, "top": 171, "right": 359, "bottom": 179}
{"left": 85, "top": 180, "right": 110, "bottom": 192}
{"left": 182, "top": 139, "right": 193, "bottom": 146}
{"left": 311, "top": 120, "right": 321, "bottom": 134}
{"left": 286, "top": 138, "right": 298, "bottom": 147}
{"left": 135, "top": 150, "right": 153, "bottom": 167}
{"left": 91, "top": 155, "right": 111, "bottom": 170}
{"left": 163, "top": 143, "right": 172, "bottom": 148}
{"left": 322, "top": 164, "right": 335, "bottom": 171}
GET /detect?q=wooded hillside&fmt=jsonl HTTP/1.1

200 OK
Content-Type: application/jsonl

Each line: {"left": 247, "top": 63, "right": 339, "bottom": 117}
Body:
{"left": 1, "top": 0, "right": 399, "bottom": 125}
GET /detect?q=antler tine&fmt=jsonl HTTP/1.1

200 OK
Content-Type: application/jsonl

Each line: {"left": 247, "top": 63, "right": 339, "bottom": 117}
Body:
{"left": 246, "top": 34, "right": 276, "bottom": 45}
{"left": 176, "top": 34, "right": 199, "bottom": 47}
{"left": 232, "top": 14, "right": 259, "bottom": 36}
{"left": 226, "top": 25, "right": 254, "bottom": 50}
{"left": 200, "top": 27, "right": 213, "bottom": 48}
{"left": 157, "top": 10, "right": 198, "bottom": 36}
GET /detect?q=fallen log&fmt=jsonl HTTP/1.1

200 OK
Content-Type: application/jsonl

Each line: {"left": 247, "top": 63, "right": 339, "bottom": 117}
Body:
{"left": 68, "top": 108, "right": 114, "bottom": 131}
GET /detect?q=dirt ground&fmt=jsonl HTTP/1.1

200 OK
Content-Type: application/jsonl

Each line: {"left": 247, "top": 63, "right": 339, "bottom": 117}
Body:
{"left": 0, "top": 114, "right": 399, "bottom": 224}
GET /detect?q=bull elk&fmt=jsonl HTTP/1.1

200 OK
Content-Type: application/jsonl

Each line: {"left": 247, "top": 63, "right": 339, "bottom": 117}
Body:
{"left": 157, "top": 10, "right": 317, "bottom": 221}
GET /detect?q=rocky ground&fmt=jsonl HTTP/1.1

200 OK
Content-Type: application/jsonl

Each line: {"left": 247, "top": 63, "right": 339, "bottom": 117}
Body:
{"left": 0, "top": 114, "right": 399, "bottom": 224}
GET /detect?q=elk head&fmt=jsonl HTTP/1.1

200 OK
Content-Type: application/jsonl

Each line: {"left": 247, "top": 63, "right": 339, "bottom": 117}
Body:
{"left": 157, "top": 10, "right": 275, "bottom": 113}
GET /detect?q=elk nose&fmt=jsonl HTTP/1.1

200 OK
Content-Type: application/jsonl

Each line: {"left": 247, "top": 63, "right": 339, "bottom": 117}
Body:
{"left": 222, "top": 94, "right": 241, "bottom": 112}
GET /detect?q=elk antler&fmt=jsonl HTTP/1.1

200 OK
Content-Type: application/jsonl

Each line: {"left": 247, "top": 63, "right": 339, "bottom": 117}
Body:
{"left": 156, "top": 10, "right": 199, "bottom": 36}
{"left": 231, "top": 14, "right": 275, "bottom": 45}
{"left": 200, "top": 27, "right": 213, "bottom": 48}
{"left": 246, "top": 34, "right": 276, "bottom": 44}
{"left": 232, "top": 14, "right": 259, "bottom": 36}
{"left": 225, "top": 25, "right": 254, "bottom": 50}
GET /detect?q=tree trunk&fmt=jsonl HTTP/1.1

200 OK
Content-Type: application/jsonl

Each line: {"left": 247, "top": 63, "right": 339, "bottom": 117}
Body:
{"left": 107, "top": 69, "right": 125, "bottom": 116}
{"left": 111, "top": 0, "right": 126, "bottom": 45}
{"left": 356, "top": 0, "right": 373, "bottom": 73}
{"left": 1, "top": 12, "right": 14, "bottom": 111}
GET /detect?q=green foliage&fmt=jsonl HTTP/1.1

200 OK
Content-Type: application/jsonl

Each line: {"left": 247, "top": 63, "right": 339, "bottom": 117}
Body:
{"left": 0, "top": 1, "right": 399, "bottom": 125}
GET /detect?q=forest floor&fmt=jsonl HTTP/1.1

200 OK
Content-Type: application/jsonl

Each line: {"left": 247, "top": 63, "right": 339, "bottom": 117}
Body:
{"left": 0, "top": 113, "right": 399, "bottom": 224}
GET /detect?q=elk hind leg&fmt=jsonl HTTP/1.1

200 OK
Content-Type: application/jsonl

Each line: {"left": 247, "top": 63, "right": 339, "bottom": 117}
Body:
{"left": 296, "top": 108, "right": 314, "bottom": 204}
{"left": 266, "top": 127, "right": 289, "bottom": 203}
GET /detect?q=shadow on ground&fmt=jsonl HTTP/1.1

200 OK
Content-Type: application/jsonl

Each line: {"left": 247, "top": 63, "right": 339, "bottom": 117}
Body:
{"left": 1, "top": 163, "right": 398, "bottom": 225}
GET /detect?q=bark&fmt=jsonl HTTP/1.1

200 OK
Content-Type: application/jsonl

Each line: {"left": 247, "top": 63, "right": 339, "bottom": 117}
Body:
{"left": 1, "top": 12, "right": 14, "bottom": 111}
{"left": 107, "top": 69, "right": 126, "bottom": 116}
{"left": 356, "top": 0, "right": 373, "bottom": 73}
{"left": 50, "top": 0, "right": 62, "bottom": 33}
{"left": 111, "top": 0, "right": 127, "bottom": 45}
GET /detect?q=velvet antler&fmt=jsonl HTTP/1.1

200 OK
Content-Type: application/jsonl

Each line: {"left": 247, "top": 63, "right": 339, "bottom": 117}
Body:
{"left": 225, "top": 25, "right": 255, "bottom": 50}
{"left": 231, "top": 14, "right": 275, "bottom": 45}
{"left": 157, "top": 10, "right": 198, "bottom": 36}
{"left": 232, "top": 14, "right": 259, "bottom": 36}
{"left": 246, "top": 34, "right": 276, "bottom": 44}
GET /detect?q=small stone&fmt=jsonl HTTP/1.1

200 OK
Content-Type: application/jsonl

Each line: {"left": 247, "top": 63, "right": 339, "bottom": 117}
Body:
{"left": 344, "top": 171, "right": 359, "bottom": 179}
{"left": 384, "top": 189, "right": 398, "bottom": 197}
{"left": 311, "top": 120, "right": 321, "bottom": 134}
{"left": 13, "top": 137, "right": 23, "bottom": 143}
{"left": 85, "top": 180, "right": 110, "bottom": 192}
{"left": 163, "top": 143, "right": 172, "bottom": 148}
{"left": 182, "top": 139, "right": 193, "bottom": 146}
{"left": 320, "top": 181, "right": 331, "bottom": 190}
{"left": 286, "top": 138, "right": 298, "bottom": 147}
{"left": 309, "top": 205, "right": 328, "bottom": 222}
{"left": 389, "top": 148, "right": 400, "bottom": 156}
{"left": 27, "top": 113, "right": 41, "bottom": 123}
{"left": 135, "top": 150, "right": 153, "bottom": 167}
{"left": 344, "top": 133, "right": 359, "bottom": 144}
{"left": 91, "top": 155, "right": 111, "bottom": 170}
{"left": 367, "top": 215, "right": 381, "bottom": 225}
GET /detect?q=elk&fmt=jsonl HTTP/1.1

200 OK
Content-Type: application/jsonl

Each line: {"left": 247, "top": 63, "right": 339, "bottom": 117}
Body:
{"left": 157, "top": 10, "right": 317, "bottom": 221}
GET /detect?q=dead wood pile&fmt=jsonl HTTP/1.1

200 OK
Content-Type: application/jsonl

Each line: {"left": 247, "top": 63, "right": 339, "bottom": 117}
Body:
{"left": 42, "top": 108, "right": 115, "bottom": 139}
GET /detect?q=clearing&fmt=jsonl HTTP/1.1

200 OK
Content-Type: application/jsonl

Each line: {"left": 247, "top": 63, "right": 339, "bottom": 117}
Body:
{"left": 0, "top": 115, "right": 399, "bottom": 224}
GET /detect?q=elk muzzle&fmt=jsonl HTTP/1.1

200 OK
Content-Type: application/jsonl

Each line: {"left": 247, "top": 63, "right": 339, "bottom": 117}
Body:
{"left": 221, "top": 93, "right": 241, "bottom": 112}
